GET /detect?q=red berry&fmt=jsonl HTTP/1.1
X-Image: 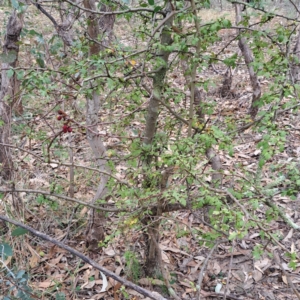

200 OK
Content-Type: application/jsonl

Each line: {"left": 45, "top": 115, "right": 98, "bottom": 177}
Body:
{"left": 58, "top": 110, "right": 64, "bottom": 115}
{"left": 57, "top": 115, "right": 62, "bottom": 121}
{"left": 68, "top": 127, "right": 73, "bottom": 132}
{"left": 62, "top": 125, "right": 68, "bottom": 133}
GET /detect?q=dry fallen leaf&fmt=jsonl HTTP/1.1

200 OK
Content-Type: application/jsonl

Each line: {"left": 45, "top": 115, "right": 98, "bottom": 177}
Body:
{"left": 252, "top": 270, "right": 263, "bottom": 282}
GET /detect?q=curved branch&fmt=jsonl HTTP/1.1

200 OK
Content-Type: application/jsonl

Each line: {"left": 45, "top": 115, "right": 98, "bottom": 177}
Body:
{"left": 32, "top": 2, "right": 59, "bottom": 28}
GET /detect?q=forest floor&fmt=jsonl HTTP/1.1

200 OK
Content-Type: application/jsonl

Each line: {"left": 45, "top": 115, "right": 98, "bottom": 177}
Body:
{"left": 0, "top": 4, "right": 300, "bottom": 300}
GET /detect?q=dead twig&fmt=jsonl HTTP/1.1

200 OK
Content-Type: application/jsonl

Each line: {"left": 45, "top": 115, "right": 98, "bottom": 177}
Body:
{"left": 273, "top": 250, "right": 300, "bottom": 300}
{"left": 0, "top": 214, "right": 168, "bottom": 300}
{"left": 223, "top": 240, "right": 235, "bottom": 300}
{"left": 197, "top": 240, "right": 224, "bottom": 300}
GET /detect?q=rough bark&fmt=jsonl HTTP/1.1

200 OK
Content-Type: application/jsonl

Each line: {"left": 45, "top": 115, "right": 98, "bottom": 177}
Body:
{"left": 143, "top": 2, "right": 174, "bottom": 276}
{"left": 98, "top": 3, "right": 115, "bottom": 48}
{"left": 235, "top": 3, "right": 261, "bottom": 119}
{"left": 291, "top": 28, "right": 300, "bottom": 84}
{"left": 0, "top": 10, "right": 24, "bottom": 180}
{"left": 83, "top": 0, "right": 114, "bottom": 251}
{"left": 33, "top": 2, "right": 74, "bottom": 47}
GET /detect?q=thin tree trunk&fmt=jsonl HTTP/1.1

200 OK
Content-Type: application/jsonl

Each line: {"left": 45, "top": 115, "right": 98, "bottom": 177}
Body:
{"left": 181, "top": 60, "right": 222, "bottom": 185}
{"left": 83, "top": 0, "right": 114, "bottom": 251}
{"left": 143, "top": 1, "right": 174, "bottom": 276}
{"left": 235, "top": 3, "right": 261, "bottom": 119}
{"left": 0, "top": 10, "right": 24, "bottom": 179}
{"left": 291, "top": 27, "right": 300, "bottom": 84}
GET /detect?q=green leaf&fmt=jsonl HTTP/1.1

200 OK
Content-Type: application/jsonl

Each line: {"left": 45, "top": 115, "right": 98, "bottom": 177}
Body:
{"left": 16, "top": 70, "right": 24, "bottom": 80}
{"left": 0, "top": 243, "right": 13, "bottom": 257}
{"left": 28, "top": 29, "right": 40, "bottom": 36}
{"left": 36, "top": 57, "right": 45, "bottom": 68}
{"left": 16, "top": 270, "right": 26, "bottom": 279}
{"left": 0, "top": 51, "right": 17, "bottom": 63}
{"left": 7, "top": 69, "right": 14, "bottom": 78}
{"left": 148, "top": 0, "right": 154, "bottom": 5}
{"left": 252, "top": 244, "right": 263, "bottom": 260}
{"left": 11, "top": 0, "right": 19, "bottom": 9}
{"left": 12, "top": 227, "right": 28, "bottom": 237}
{"left": 56, "top": 292, "right": 66, "bottom": 300}
{"left": 288, "top": 260, "right": 297, "bottom": 270}
{"left": 223, "top": 53, "right": 238, "bottom": 68}
{"left": 179, "top": 197, "right": 186, "bottom": 206}
{"left": 154, "top": 6, "right": 162, "bottom": 12}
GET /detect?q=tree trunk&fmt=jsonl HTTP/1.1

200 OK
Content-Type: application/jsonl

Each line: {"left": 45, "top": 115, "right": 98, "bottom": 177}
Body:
{"left": 181, "top": 59, "right": 222, "bottom": 186}
{"left": 83, "top": 0, "right": 114, "bottom": 251}
{"left": 235, "top": 3, "right": 261, "bottom": 119}
{"left": 143, "top": 2, "right": 174, "bottom": 276}
{"left": 0, "top": 10, "right": 24, "bottom": 180}
{"left": 291, "top": 28, "right": 300, "bottom": 84}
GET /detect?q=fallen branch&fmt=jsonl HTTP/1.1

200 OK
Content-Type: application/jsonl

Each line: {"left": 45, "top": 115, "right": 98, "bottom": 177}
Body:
{"left": 0, "top": 214, "right": 168, "bottom": 300}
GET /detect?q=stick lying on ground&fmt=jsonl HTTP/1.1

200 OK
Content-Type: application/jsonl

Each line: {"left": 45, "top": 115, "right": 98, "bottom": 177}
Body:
{"left": 0, "top": 214, "right": 167, "bottom": 300}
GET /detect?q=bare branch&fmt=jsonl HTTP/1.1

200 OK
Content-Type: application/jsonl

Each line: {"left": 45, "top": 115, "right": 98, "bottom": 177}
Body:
{"left": 0, "top": 188, "right": 123, "bottom": 212}
{"left": 0, "top": 214, "right": 168, "bottom": 300}
{"left": 63, "top": 0, "right": 165, "bottom": 16}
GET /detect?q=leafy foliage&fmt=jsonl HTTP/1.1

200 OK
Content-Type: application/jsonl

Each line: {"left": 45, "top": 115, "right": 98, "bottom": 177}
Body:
{"left": 1, "top": 0, "right": 300, "bottom": 297}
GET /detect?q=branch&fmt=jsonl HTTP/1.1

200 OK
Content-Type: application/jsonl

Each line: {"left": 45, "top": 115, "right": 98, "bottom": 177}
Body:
{"left": 0, "top": 214, "right": 168, "bottom": 300}
{"left": 0, "top": 142, "right": 130, "bottom": 187}
{"left": 273, "top": 250, "right": 300, "bottom": 300}
{"left": 264, "top": 198, "right": 300, "bottom": 230}
{"left": 228, "top": 0, "right": 300, "bottom": 22}
{"left": 63, "top": 0, "right": 165, "bottom": 16}
{"left": 197, "top": 240, "right": 224, "bottom": 300}
{"left": 32, "top": 2, "right": 59, "bottom": 28}
{"left": 0, "top": 188, "right": 123, "bottom": 212}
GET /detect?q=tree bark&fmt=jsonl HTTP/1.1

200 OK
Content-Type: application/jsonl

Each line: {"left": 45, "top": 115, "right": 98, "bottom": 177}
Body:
{"left": 0, "top": 10, "right": 24, "bottom": 180}
{"left": 143, "top": 1, "right": 174, "bottom": 276}
{"left": 235, "top": 3, "right": 261, "bottom": 119}
{"left": 83, "top": 0, "right": 114, "bottom": 251}
{"left": 291, "top": 28, "right": 300, "bottom": 84}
